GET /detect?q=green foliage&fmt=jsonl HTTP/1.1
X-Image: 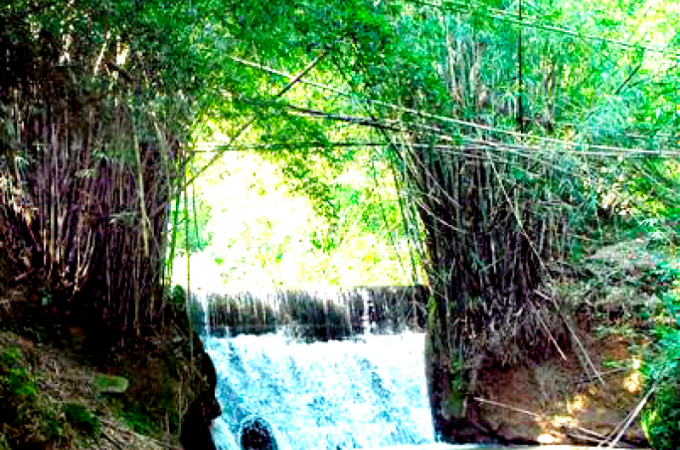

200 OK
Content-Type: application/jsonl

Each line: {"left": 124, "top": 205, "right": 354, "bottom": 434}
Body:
{"left": 175, "top": 151, "right": 419, "bottom": 288}
{"left": 640, "top": 255, "right": 680, "bottom": 449}
{"left": 41, "top": 408, "right": 65, "bottom": 440}
{"left": 0, "top": 343, "right": 65, "bottom": 446}
{"left": 171, "top": 195, "right": 214, "bottom": 255}
{"left": 63, "top": 403, "right": 100, "bottom": 438}
{"left": 642, "top": 327, "right": 680, "bottom": 450}
{"left": 644, "top": 379, "right": 680, "bottom": 450}
{"left": 120, "top": 403, "right": 158, "bottom": 437}
{"left": 6, "top": 0, "right": 677, "bottom": 329}
{"left": 0, "top": 346, "right": 38, "bottom": 424}
{"left": 170, "top": 285, "right": 187, "bottom": 308}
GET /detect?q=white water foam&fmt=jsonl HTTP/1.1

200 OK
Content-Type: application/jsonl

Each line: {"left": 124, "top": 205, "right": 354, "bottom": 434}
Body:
{"left": 203, "top": 331, "right": 436, "bottom": 450}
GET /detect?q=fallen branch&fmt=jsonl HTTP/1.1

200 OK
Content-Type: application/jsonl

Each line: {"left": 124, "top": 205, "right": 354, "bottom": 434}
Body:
{"left": 601, "top": 385, "right": 656, "bottom": 449}
{"left": 575, "top": 367, "right": 629, "bottom": 384}
{"left": 536, "top": 289, "right": 605, "bottom": 386}
{"left": 563, "top": 426, "right": 637, "bottom": 449}
{"left": 474, "top": 396, "right": 643, "bottom": 449}
{"left": 530, "top": 301, "right": 567, "bottom": 361}
{"left": 473, "top": 396, "right": 543, "bottom": 419}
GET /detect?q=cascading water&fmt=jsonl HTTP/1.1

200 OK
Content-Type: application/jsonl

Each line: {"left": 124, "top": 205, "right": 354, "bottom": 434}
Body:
{"left": 207, "top": 332, "right": 436, "bottom": 450}
{"left": 196, "top": 290, "right": 441, "bottom": 450}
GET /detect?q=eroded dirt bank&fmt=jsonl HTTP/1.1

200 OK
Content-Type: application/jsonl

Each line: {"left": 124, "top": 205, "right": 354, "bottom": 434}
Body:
{"left": 426, "top": 239, "right": 671, "bottom": 447}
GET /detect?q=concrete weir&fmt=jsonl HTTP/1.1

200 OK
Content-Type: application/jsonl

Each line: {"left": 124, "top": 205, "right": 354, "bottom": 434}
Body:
{"left": 192, "top": 286, "right": 429, "bottom": 340}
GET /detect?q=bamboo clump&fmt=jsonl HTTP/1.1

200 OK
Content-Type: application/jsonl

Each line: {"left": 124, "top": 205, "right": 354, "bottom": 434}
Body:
{"left": 0, "top": 27, "right": 189, "bottom": 343}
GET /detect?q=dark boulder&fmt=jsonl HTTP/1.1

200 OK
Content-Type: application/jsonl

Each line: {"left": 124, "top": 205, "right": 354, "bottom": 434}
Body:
{"left": 239, "top": 416, "right": 278, "bottom": 450}
{"left": 180, "top": 334, "right": 221, "bottom": 450}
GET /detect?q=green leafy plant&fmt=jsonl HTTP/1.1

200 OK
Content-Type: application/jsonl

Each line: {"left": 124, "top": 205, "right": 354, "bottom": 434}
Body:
{"left": 0, "top": 343, "right": 64, "bottom": 447}
{"left": 171, "top": 195, "right": 214, "bottom": 256}
{"left": 120, "top": 404, "right": 158, "bottom": 437}
{"left": 41, "top": 408, "right": 64, "bottom": 440}
{"left": 0, "top": 433, "right": 9, "bottom": 450}
{"left": 641, "top": 328, "right": 680, "bottom": 450}
{"left": 0, "top": 346, "right": 38, "bottom": 423}
{"left": 63, "top": 403, "right": 100, "bottom": 438}
{"left": 170, "top": 285, "right": 187, "bottom": 308}
{"left": 640, "top": 258, "right": 680, "bottom": 449}
{"left": 104, "top": 396, "right": 163, "bottom": 439}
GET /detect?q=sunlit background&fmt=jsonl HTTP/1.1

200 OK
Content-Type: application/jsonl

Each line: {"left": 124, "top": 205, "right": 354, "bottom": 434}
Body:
{"left": 171, "top": 150, "right": 424, "bottom": 291}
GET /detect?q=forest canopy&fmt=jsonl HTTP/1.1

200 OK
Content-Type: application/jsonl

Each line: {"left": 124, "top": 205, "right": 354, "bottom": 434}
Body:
{"left": 0, "top": 0, "right": 678, "bottom": 339}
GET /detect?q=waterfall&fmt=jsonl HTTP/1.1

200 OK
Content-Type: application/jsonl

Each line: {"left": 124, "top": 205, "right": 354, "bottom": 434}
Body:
{"left": 206, "top": 331, "right": 436, "bottom": 450}
{"left": 195, "top": 288, "right": 211, "bottom": 337}
{"left": 194, "top": 289, "right": 460, "bottom": 450}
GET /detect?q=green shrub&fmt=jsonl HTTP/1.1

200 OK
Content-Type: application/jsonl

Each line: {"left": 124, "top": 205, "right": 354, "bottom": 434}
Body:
{"left": 0, "top": 343, "right": 58, "bottom": 447}
{"left": 63, "top": 403, "right": 100, "bottom": 438}
{"left": 643, "top": 375, "right": 680, "bottom": 450}
{"left": 0, "top": 346, "right": 38, "bottom": 424}
{"left": 107, "top": 397, "right": 160, "bottom": 438}
{"left": 41, "top": 407, "right": 64, "bottom": 440}
{"left": 641, "top": 259, "right": 680, "bottom": 450}
{"left": 170, "top": 285, "right": 187, "bottom": 308}
{"left": 120, "top": 404, "right": 158, "bottom": 436}
{"left": 641, "top": 331, "right": 680, "bottom": 450}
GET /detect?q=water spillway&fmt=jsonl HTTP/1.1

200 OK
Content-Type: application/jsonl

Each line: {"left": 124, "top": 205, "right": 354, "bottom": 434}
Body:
{"left": 205, "top": 331, "right": 435, "bottom": 450}
{"left": 194, "top": 288, "right": 437, "bottom": 450}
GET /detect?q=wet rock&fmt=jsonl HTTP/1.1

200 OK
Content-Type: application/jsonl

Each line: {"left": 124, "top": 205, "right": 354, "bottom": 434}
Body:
{"left": 239, "top": 416, "right": 278, "bottom": 450}
{"left": 180, "top": 336, "right": 221, "bottom": 450}
{"left": 181, "top": 394, "right": 219, "bottom": 450}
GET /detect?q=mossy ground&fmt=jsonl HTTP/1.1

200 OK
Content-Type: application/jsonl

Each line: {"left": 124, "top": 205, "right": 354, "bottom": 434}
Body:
{"left": 0, "top": 330, "right": 174, "bottom": 450}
